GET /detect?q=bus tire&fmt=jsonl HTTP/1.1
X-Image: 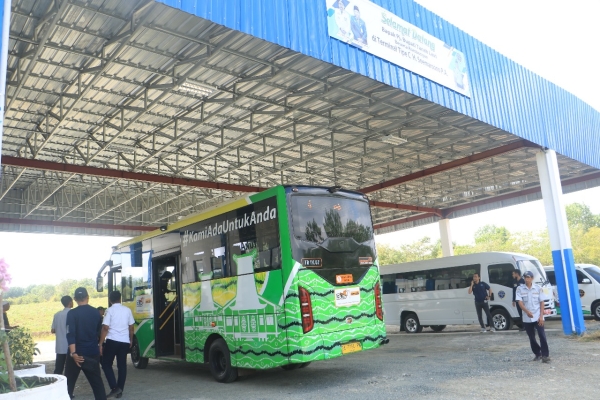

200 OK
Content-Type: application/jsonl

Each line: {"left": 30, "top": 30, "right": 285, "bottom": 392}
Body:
{"left": 491, "top": 308, "right": 511, "bottom": 331}
{"left": 430, "top": 325, "right": 446, "bottom": 332}
{"left": 131, "top": 337, "right": 149, "bottom": 369}
{"left": 403, "top": 313, "right": 422, "bottom": 333}
{"left": 299, "top": 362, "right": 311, "bottom": 368}
{"left": 208, "top": 339, "right": 238, "bottom": 383}
{"left": 592, "top": 301, "right": 600, "bottom": 321}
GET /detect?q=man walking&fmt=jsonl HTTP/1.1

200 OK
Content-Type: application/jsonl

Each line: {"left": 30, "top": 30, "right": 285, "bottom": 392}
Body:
{"left": 512, "top": 269, "right": 526, "bottom": 331}
{"left": 65, "top": 287, "right": 106, "bottom": 400}
{"left": 517, "top": 271, "right": 550, "bottom": 363}
{"left": 51, "top": 295, "right": 72, "bottom": 375}
{"left": 100, "top": 290, "right": 135, "bottom": 398}
{"left": 468, "top": 273, "right": 496, "bottom": 332}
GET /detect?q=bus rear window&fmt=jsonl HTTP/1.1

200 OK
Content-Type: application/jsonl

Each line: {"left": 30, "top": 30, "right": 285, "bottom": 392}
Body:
{"left": 290, "top": 194, "right": 376, "bottom": 285}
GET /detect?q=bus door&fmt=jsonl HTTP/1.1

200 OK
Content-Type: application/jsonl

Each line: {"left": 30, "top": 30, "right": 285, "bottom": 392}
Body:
{"left": 152, "top": 254, "right": 183, "bottom": 358}
{"left": 107, "top": 267, "right": 121, "bottom": 295}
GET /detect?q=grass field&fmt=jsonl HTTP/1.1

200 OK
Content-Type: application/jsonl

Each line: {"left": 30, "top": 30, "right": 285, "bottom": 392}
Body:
{"left": 9, "top": 298, "right": 109, "bottom": 343}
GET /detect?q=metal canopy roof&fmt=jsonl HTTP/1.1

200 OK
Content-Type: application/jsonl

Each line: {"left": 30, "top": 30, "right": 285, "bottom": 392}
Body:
{"left": 0, "top": 0, "right": 598, "bottom": 237}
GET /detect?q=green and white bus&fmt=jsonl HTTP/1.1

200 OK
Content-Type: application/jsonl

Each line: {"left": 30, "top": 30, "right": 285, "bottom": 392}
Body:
{"left": 96, "top": 185, "right": 387, "bottom": 382}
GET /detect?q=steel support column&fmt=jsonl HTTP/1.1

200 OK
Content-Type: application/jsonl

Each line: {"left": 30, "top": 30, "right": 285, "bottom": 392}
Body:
{"left": 439, "top": 219, "right": 454, "bottom": 257}
{"left": 536, "top": 149, "right": 584, "bottom": 335}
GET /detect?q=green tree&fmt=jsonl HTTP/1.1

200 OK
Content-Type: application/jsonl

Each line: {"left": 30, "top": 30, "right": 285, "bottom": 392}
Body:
{"left": 473, "top": 225, "right": 511, "bottom": 250}
{"left": 376, "top": 244, "right": 406, "bottom": 266}
{"left": 566, "top": 203, "right": 600, "bottom": 231}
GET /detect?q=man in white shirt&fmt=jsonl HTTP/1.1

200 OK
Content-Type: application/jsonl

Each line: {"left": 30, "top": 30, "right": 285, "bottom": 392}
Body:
{"left": 99, "top": 291, "right": 135, "bottom": 398}
{"left": 516, "top": 271, "right": 550, "bottom": 363}
{"left": 51, "top": 295, "right": 73, "bottom": 375}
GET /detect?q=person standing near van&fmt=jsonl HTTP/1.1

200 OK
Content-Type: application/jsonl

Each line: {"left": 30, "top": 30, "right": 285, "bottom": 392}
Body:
{"left": 468, "top": 273, "right": 496, "bottom": 332}
{"left": 512, "top": 270, "right": 525, "bottom": 331}
{"left": 516, "top": 271, "right": 550, "bottom": 363}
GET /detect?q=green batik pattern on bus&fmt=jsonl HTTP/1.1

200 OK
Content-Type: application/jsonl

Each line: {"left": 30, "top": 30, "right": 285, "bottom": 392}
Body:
{"left": 182, "top": 255, "right": 384, "bottom": 368}
{"left": 182, "top": 249, "right": 284, "bottom": 366}
{"left": 283, "top": 264, "right": 385, "bottom": 364}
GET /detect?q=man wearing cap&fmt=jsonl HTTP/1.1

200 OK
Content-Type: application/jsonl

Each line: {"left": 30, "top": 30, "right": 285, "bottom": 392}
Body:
{"left": 516, "top": 271, "right": 551, "bottom": 363}
{"left": 65, "top": 287, "right": 107, "bottom": 399}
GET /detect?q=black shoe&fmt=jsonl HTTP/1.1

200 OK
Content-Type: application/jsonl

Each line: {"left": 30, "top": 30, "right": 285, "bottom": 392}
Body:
{"left": 107, "top": 388, "right": 123, "bottom": 399}
{"left": 542, "top": 356, "right": 551, "bottom": 363}
{"left": 531, "top": 355, "right": 542, "bottom": 361}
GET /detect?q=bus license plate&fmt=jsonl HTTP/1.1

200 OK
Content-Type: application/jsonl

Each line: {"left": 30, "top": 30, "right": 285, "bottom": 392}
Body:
{"left": 341, "top": 342, "right": 362, "bottom": 354}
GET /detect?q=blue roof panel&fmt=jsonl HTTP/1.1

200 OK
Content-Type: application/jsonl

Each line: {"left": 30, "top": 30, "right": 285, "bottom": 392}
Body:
{"left": 156, "top": 0, "right": 600, "bottom": 170}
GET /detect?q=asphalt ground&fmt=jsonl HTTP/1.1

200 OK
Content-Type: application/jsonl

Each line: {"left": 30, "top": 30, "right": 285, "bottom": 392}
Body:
{"left": 36, "top": 319, "right": 600, "bottom": 399}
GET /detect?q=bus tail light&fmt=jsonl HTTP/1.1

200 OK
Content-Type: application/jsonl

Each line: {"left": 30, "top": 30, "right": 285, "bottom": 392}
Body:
{"left": 374, "top": 282, "right": 383, "bottom": 321}
{"left": 298, "top": 286, "right": 314, "bottom": 334}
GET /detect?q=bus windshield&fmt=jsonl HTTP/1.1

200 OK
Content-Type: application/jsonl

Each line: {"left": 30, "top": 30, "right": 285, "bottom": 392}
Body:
{"left": 517, "top": 259, "right": 548, "bottom": 286}
{"left": 290, "top": 194, "right": 376, "bottom": 284}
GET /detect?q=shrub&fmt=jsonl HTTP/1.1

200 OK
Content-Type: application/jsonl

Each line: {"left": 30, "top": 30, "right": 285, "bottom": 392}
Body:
{"left": 2, "top": 328, "right": 40, "bottom": 369}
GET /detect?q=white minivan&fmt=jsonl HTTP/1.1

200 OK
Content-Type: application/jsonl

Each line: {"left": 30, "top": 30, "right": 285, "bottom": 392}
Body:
{"left": 380, "top": 252, "right": 556, "bottom": 333}
{"left": 544, "top": 264, "right": 600, "bottom": 320}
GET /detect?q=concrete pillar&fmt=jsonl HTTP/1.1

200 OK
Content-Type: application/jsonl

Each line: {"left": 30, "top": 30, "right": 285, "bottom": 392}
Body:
{"left": 0, "top": 0, "right": 11, "bottom": 169}
{"left": 438, "top": 218, "right": 454, "bottom": 257}
{"left": 536, "top": 149, "right": 585, "bottom": 335}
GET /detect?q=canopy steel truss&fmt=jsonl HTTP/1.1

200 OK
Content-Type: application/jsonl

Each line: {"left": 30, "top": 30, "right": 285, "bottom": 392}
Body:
{"left": 0, "top": 0, "right": 598, "bottom": 236}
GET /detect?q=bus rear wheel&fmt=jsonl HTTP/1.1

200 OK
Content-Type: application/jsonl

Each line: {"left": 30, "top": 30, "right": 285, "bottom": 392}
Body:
{"left": 209, "top": 339, "right": 238, "bottom": 383}
{"left": 403, "top": 313, "right": 422, "bottom": 333}
{"left": 131, "top": 337, "right": 149, "bottom": 369}
{"left": 430, "top": 325, "right": 446, "bottom": 332}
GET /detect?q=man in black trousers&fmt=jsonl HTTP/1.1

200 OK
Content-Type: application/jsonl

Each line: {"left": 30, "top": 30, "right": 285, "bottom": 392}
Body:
{"left": 512, "top": 269, "right": 526, "bottom": 331}
{"left": 65, "top": 287, "right": 106, "bottom": 400}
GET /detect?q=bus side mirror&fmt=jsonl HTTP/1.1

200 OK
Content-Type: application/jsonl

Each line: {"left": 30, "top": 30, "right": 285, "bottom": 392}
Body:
{"left": 96, "top": 276, "right": 104, "bottom": 292}
{"left": 582, "top": 278, "right": 591, "bottom": 284}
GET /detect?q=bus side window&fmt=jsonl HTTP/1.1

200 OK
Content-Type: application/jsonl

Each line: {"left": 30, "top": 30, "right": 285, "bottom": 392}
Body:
{"left": 211, "top": 256, "right": 224, "bottom": 279}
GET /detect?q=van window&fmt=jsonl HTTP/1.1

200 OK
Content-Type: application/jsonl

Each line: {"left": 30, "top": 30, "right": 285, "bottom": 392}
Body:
{"left": 583, "top": 266, "right": 600, "bottom": 284}
{"left": 577, "top": 270, "right": 590, "bottom": 284}
{"left": 546, "top": 270, "right": 556, "bottom": 285}
{"left": 487, "top": 263, "right": 516, "bottom": 287}
{"left": 382, "top": 264, "right": 480, "bottom": 293}
{"left": 381, "top": 274, "right": 397, "bottom": 294}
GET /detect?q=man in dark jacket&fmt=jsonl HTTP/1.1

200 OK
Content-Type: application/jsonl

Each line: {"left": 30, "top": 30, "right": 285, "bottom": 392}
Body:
{"left": 65, "top": 287, "right": 106, "bottom": 400}
{"left": 512, "top": 269, "right": 526, "bottom": 331}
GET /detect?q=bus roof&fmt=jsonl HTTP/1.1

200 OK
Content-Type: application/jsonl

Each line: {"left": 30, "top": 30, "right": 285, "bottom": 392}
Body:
{"left": 379, "top": 252, "right": 538, "bottom": 275}
{"left": 114, "top": 184, "right": 368, "bottom": 250}
{"left": 115, "top": 185, "right": 279, "bottom": 250}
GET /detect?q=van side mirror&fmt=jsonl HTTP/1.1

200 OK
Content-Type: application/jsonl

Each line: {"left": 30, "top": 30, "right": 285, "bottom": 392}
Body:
{"left": 96, "top": 276, "right": 104, "bottom": 292}
{"left": 582, "top": 278, "right": 591, "bottom": 284}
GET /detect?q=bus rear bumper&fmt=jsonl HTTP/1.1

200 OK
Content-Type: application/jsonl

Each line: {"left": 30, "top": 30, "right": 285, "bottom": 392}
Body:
{"left": 288, "top": 322, "right": 387, "bottom": 364}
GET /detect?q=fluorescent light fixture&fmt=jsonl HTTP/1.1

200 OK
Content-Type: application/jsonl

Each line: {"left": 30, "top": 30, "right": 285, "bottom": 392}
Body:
{"left": 380, "top": 134, "right": 407, "bottom": 145}
{"left": 178, "top": 80, "right": 215, "bottom": 97}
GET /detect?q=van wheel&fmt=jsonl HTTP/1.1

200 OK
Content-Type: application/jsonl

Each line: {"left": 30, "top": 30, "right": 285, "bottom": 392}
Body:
{"left": 209, "top": 339, "right": 238, "bottom": 383}
{"left": 403, "top": 313, "right": 422, "bottom": 333}
{"left": 592, "top": 301, "right": 600, "bottom": 321}
{"left": 430, "top": 325, "right": 446, "bottom": 332}
{"left": 491, "top": 309, "right": 511, "bottom": 331}
{"left": 131, "top": 337, "right": 149, "bottom": 369}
